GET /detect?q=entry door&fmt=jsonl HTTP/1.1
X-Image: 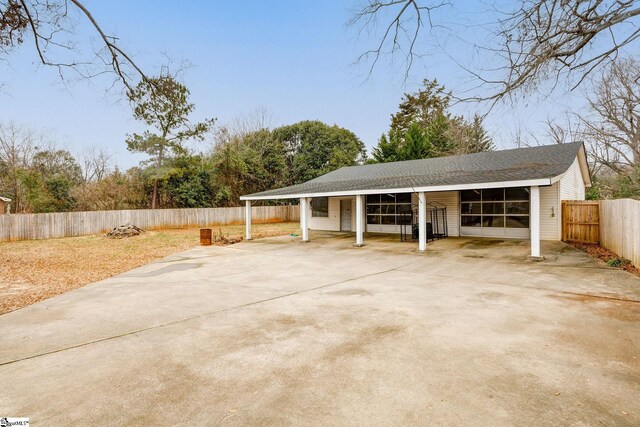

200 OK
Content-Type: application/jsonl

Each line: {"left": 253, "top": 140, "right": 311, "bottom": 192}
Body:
{"left": 340, "top": 200, "right": 352, "bottom": 231}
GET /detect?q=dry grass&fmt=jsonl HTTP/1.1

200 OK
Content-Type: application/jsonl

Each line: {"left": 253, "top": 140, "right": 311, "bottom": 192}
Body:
{"left": 0, "top": 222, "right": 299, "bottom": 315}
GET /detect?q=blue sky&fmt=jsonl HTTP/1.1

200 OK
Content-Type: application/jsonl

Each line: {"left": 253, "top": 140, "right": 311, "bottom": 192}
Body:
{"left": 0, "top": 0, "right": 588, "bottom": 169}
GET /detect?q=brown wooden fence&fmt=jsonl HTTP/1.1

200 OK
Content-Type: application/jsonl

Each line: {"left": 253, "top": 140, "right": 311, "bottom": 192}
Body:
{"left": 562, "top": 200, "right": 600, "bottom": 244}
{"left": 0, "top": 205, "right": 299, "bottom": 242}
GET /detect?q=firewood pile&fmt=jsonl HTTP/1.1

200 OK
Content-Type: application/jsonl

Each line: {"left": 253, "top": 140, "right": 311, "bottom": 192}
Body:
{"left": 106, "top": 224, "right": 144, "bottom": 239}
{"left": 212, "top": 228, "right": 243, "bottom": 245}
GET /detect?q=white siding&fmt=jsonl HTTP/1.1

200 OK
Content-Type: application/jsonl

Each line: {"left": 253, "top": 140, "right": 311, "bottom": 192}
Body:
{"left": 308, "top": 196, "right": 356, "bottom": 231}
{"left": 424, "top": 191, "right": 460, "bottom": 237}
{"left": 559, "top": 158, "right": 586, "bottom": 201}
{"left": 540, "top": 182, "right": 560, "bottom": 240}
{"left": 307, "top": 197, "right": 339, "bottom": 231}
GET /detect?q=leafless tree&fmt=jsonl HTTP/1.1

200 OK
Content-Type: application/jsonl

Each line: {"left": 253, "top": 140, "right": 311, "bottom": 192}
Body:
{"left": 544, "top": 115, "right": 606, "bottom": 176}
{"left": 545, "top": 115, "right": 581, "bottom": 145}
{"left": 78, "top": 146, "right": 112, "bottom": 182}
{"left": 228, "top": 106, "right": 274, "bottom": 137}
{"left": 0, "top": 122, "right": 37, "bottom": 212}
{"left": 1, "top": 0, "right": 149, "bottom": 90}
{"left": 211, "top": 107, "right": 275, "bottom": 153}
{"left": 578, "top": 57, "right": 640, "bottom": 174}
{"left": 507, "top": 124, "right": 540, "bottom": 148}
{"left": 351, "top": 0, "right": 640, "bottom": 101}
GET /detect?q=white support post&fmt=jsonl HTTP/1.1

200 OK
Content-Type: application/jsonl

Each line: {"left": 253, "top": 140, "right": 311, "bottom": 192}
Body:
{"left": 300, "top": 197, "right": 309, "bottom": 242}
{"left": 355, "top": 194, "right": 364, "bottom": 247}
{"left": 530, "top": 185, "right": 541, "bottom": 259}
{"left": 245, "top": 200, "right": 252, "bottom": 240}
{"left": 418, "top": 192, "right": 427, "bottom": 252}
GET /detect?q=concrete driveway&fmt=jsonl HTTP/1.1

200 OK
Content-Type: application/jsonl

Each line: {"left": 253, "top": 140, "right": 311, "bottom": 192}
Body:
{"left": 1, "top": 232, "right": 639, "bottom": 425}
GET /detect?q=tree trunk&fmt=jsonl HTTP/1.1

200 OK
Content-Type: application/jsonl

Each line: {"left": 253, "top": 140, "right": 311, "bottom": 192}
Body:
{"left": 153, "top": 139, "right": 165, "bottom": 210}
{"left": 152, "top": 180, "right": 158, "bottom": 209}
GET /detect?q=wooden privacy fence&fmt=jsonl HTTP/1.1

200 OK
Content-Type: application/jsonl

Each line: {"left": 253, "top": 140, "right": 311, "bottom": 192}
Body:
{"left": 562, "top": 198, "right": 640, "bottom": 267}
{"left": 0, "top": 205, "right": 299, "bottom": 242}
{"left": 562, "top": 200, "right": 600, "bottom": 244}
{"left": 599, "top": 199, "right": 640, "bottom": 268}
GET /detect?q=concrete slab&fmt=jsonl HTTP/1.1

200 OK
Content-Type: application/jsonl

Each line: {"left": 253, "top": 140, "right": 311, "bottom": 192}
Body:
{"left": 1, "top": 232, "right": 639, "bottom": 425}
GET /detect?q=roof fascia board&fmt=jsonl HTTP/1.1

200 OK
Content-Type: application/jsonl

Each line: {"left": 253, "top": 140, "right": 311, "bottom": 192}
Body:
{"left": 240, "top": 178, "right": 552, "bottom": 201}
{"left": 578, "top": 146, "right": 592, "bottom": 187}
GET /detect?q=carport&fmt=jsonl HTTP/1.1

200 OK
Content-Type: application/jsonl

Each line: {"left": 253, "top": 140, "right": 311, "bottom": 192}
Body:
{"left": 241, "top": 142, "right": 591, "bottom": 259}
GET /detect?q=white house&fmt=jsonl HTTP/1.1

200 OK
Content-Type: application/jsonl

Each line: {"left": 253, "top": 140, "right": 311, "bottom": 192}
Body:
{"left": 240, "top": 142, "right": 591, "bottom": 258}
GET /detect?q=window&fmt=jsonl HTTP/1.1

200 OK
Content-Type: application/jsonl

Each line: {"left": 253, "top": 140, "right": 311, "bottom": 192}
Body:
{"left": 505, "top": 202, "right": 529, "bottom": 215}
{"left": 366, "top": 193, "right": 413, "bottom": 226}
{"left": 482, "top": 216, "right": 504, "bottom": 228}
{"left": 461, "top": 190, "right": 481, "bottom": 201}
{"left": 311, "top": 197, "right": 328, "bottom": 217}
{"left": 505, "top": 187, "right": 529, "bottom": 200}
{"left": 461, "top": 202, "right": 481, "bottom": 215}
{"left": 460, "top": 187, "right": 529, "bottom": 229}
{"left": 461, "top": 215, "right": 481, "bottom": 227}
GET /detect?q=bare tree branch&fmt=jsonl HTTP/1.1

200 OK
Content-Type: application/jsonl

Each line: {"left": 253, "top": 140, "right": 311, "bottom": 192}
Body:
{"left": 350, "top": 0, "right": 451, "bottom": 80}
{"left": 351, "top": 0, "right": 640, "bottom": 100}
{"left": 577, "top": 58, "right": 640, "bottom": 174}
{"left": 1, "top": 0, "right": 150, "bottom": 91}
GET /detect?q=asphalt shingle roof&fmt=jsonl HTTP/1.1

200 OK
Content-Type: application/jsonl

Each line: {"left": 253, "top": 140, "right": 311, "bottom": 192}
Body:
{"left": 242, "top": 142, "right": 585, "bottom": 199}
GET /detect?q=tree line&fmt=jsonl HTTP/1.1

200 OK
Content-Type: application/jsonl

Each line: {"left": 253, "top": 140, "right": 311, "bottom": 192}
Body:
{"left": 0, "top": 119, "right": 366, "bottom": 213}
{"left": 0, "top": 76, "right": 495, "bottom": 213}
{"left": 370, "top": 80, "right": 494, "bottom": 163}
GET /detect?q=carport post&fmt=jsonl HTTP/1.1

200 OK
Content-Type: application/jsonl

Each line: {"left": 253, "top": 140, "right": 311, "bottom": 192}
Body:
{"left": 300, "top": 197, "right": 309, "bottom": 242}
{"left": 418, "top": 191, "right": 427, "bottom": 252}
{"left": 355, "top": 194, "right": 364, "bottom": 247}
{"left": 245, "top": 200, "right": 252, "bottom": 240}
{"left": 530, "top": 185, "right": 541, "bottom": 258}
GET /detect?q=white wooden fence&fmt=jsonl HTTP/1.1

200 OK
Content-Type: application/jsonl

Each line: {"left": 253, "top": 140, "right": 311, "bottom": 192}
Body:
{"left": 599, "top": 199, "right": 640, "bottom": 267}
{"left": 0, "top": 205, "right": 299, "bottom": 242}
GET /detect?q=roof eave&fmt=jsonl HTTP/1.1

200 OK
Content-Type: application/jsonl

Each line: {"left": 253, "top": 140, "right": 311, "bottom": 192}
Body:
{"left": 240, "top": 178, "right": 554, "bottom": 201}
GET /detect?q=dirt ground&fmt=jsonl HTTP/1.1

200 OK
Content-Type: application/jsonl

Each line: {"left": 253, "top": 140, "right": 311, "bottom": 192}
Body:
{"left": 0, "top": 222, "right": 298, "bottom": 315}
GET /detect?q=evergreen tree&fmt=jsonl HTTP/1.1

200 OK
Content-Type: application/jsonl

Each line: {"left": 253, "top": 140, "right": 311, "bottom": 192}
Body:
{"left": 371, "top": 79, "right": 493, "bottom": 162}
